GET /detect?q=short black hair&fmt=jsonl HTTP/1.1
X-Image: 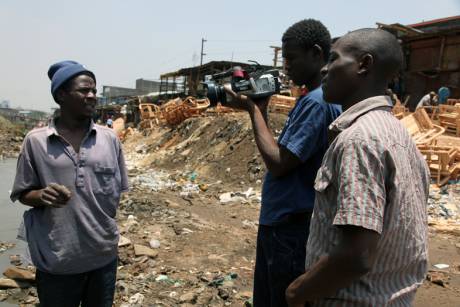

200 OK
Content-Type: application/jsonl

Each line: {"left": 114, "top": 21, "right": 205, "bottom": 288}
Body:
{"left": 282, "top": 19, "right": 331, "bottom": 59}
{"left": 340, "top": 28, "right": 403, "bottom": 82}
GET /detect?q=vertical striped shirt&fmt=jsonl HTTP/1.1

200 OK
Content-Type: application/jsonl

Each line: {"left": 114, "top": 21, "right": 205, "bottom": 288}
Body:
{"left": 306, "top": 96, "right": 430, "bottom": 306}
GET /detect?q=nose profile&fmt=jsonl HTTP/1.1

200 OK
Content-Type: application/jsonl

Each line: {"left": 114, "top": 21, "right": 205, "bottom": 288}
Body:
{"left": 87, "top": 90, "right": 96, "bottom": 99}
{"left": 320, "top": 64, "right": 328, "bottom": 77}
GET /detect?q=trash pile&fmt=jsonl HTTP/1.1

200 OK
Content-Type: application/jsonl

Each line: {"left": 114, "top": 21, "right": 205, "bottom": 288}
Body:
{"left": 428, "top": 183, "right": 460, "bottom": 220}
{"left": 123, "top": 112, "right": 286, "bottom": 187}
{"left": 0, "top": 115, "right": 23, "bottom": 159}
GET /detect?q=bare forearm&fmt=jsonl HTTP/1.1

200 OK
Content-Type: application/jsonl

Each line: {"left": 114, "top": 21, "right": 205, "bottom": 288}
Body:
{"left": 287, "top": 254, "right": 368, "bottom": 304}
{"left": 248, "top": 105, "right": 282, "bottom": 173}
{"left": 287, "top": 226, "right": 380, "bottom": 306}
{"left": 19, "top": 190, "right": 44, "bottom": 207}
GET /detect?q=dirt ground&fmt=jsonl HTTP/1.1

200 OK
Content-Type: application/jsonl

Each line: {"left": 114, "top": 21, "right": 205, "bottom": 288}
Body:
{"left": 114, "top": 112, "right": 460, "bottom": 306}
{"left": 1, "top": 112, "right": 459, "bottom": 306}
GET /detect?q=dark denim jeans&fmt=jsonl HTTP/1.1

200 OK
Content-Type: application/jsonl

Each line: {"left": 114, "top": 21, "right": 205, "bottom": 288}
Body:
{"left": 36, "top": 258, "right": 117, "bottom": 307}
{"left": 253, "top": 216, "right": 311, "bottom": 307}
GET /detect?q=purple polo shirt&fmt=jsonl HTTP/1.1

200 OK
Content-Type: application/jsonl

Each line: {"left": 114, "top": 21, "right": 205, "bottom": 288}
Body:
{"left": 10, "top": 119, "right": 129, "bottom": 274}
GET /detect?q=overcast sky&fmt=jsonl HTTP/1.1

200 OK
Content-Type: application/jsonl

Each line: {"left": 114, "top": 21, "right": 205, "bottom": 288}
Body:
{"left": 1, "top": 0, "right": 459, "bottom": 112}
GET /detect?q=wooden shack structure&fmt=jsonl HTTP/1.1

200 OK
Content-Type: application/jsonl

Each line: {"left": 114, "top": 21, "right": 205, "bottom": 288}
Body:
{"left": 378, "top": 15, "right": 460, "bottom": 110}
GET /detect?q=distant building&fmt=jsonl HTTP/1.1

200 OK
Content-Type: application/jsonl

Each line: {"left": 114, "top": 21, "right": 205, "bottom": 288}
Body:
{"left": 101, "top": 78, "right": 177, "bottom": 105}
{"left": 0, "top": 100, "right": 11, "bottom": 109}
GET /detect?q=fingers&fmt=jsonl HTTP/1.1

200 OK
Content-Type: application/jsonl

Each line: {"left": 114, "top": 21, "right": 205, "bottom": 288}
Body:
{"left": 40, "top": 190, "right": 64, "bottom": 208}
{"left": 223, "top": 84, "right": 237, "bottom": 99}
{"left": 40, "top": 183, "right": 72, "bottom": 208}
{"left": 49, "top": 183, "right": 72, "bottom": 201}
{"left": 222, "top": 85, "right": 255, "bottom": 111}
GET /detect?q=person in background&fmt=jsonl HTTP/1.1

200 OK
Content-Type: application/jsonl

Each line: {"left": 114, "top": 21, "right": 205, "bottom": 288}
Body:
{"left": 106, "top": 115, "right": 113, "bottom": 128}
{"left": 438, "top": 86, "right": 451, "bottom": 104}
{"left": 416, "top": 91, "right": 437, "bottom": 109}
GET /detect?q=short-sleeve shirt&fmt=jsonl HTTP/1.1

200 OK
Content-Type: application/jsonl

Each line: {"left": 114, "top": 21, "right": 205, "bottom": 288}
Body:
{"left": 306, "top": 96, "right": 430, "bottom": 306}
{"left": 438, "top": 86, "right": 450, "bottom": 104}
{"left": 10, "top": 119, "right": 129, "bottom": 274}
{"left": 260, "top": 87, "right": 341, "bottom": 225}
{"left": 416, "top": 94, "right": 432, "bottom": 109}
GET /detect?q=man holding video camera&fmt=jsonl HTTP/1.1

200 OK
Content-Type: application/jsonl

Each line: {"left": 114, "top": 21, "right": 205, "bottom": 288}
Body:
{"left": 225, "top": 19, "right": 341, "bottom": 306}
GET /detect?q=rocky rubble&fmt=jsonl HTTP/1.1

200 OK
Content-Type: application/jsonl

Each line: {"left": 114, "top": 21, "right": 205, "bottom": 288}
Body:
{"left": 428, "top": 183, "right": 460, "bottom": 220}
{"left": 0, "top": 115, "right": 23, "bottom": 158}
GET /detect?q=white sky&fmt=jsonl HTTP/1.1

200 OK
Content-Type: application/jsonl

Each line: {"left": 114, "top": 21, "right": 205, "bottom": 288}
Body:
{"left": 1, "top": 0, "right": 459, "bottom": 112}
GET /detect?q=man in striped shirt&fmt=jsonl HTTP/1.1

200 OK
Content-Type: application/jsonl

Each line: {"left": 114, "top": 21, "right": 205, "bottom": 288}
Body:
{"left": 286, "top": 29, "right": 430, "bottom": 306}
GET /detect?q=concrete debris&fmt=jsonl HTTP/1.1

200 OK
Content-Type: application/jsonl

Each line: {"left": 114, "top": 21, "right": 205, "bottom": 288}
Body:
{"left": 0, "top": 242, "right": 15, "bottom": 253}
{"left": 0, "top": 278, "right": 30, "bottom": 289}
{"left": 133, "top": 244, "right": 158, "bottom": 258}
{"left": 428, "top": 183, "right": 460, "bottom": 221}
{"left": 118, "top": 235, "right": 132, "bottom": 247}
{"left": 3, "top": 267, "right": 35, "bottom": 282}
{"left": 179, "top": 291, "right": 197, "bottom": 303}
{"left": 0, "top": 115, "right": 23, "bottom": 158}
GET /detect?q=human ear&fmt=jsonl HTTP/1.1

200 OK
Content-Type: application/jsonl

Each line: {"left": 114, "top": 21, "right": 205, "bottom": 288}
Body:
{"left": 312, "top": 44, "right": 324, "bottom": 61}
{"left": 358, "top": 53, "right": 373, "bottom": 75}
{"left": 55, "top": 89, "right": 66, "bottom": 105}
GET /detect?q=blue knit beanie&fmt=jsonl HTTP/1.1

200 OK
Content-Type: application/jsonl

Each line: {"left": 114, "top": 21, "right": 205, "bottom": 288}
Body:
{"left": 47, "top": 60, "right": 96, "bottom": 96}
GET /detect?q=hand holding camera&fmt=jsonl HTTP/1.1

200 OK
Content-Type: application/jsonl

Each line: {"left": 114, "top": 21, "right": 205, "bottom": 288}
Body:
{"left": 203, "top": 62, "right": 282, "bottom": 110}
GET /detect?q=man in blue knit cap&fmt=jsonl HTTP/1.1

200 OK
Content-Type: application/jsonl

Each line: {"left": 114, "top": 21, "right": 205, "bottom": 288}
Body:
{"left": 11, "top": 61, "right": 128, "bottom": 307}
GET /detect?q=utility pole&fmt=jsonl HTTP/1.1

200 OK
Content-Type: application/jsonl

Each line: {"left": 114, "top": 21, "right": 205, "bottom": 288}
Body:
{"left": 270, "top": 46, "right": 282, "bottom": 68}
{"left": 200, "top": 38, "right": 207, "bottom": 66}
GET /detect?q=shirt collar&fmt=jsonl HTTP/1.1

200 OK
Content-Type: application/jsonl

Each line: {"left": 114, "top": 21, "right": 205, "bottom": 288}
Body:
{"left": 329, "top": 95, "right": 392, "bottom": 132}
{"left": 46, "top": 117, "right": 97, "bottom": 138}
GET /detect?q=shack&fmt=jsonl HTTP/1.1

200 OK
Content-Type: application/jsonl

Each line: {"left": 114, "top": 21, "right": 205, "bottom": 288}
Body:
{"left": 379, "top": 15, "right": 460, "bottom": 109}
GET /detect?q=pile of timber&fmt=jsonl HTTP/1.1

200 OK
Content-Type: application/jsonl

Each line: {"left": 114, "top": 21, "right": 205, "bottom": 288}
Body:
{"left": 138, "top": 94, "right": 298, "bottom": 128}
{"left": 139, "top": 97, "right": 211, "bottom": 128}
{"left": 268, "top": 94, "right": 296, "bottom": 114}
{"left": 398, "top": 107, "right": 460, "bottom": 186}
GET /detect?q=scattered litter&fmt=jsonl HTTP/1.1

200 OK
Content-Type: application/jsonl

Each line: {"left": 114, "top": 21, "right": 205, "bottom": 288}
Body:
{"left": 0, "top": 242, "right": 15, "bottom": 253}
{"left": 149, "top": 239, "right": 161, "bottom": 249}
{"left": 434, "top": 264, "right": 450, "bottom": 269}
{"left": 128, "top": 293, "right": 144, "bottom": 306}
{"left": 427, "top": 271, "right": 450, "bottom": 287}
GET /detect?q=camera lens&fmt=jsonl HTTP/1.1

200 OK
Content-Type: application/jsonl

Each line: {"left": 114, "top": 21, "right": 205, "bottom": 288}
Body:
{"left": 204, "top": 82, "right": 226, "bottom": 106}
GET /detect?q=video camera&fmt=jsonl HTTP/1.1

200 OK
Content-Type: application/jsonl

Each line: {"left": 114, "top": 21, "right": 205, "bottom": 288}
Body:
{"left": 202, "top": 61, "right": 281, "bottom": 106}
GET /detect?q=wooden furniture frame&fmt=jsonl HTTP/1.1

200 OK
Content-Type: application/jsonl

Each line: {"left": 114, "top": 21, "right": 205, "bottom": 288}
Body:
{"left": 400, "top": 108, "right": 445, "bottom": 145}
{"left": 417, "top": 145, "right": 460, "bottom": 186}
